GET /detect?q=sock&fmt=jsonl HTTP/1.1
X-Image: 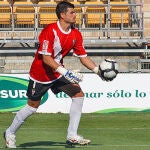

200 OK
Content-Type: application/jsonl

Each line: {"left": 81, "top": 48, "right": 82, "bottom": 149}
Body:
{"left": 67, "top": 97, "right": 84, "bottom": 138}
{"left": 6, "top": 104, "right": 37, "bottom": 135}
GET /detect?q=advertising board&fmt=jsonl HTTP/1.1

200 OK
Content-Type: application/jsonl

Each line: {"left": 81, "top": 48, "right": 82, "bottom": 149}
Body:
{"left": 0, "top": 74, "right": 150, "bottom": 113}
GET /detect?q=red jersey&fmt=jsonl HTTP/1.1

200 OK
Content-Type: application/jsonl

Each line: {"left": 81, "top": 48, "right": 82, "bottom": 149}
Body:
{"left": 29, "top": 21, "right": 87, "bottom": 83}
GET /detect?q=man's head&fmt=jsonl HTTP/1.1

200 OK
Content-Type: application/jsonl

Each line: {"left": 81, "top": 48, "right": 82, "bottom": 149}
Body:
{"left": 56, "top": 1, "right": 74, "bottom": 19}
{"left": 56, "top": 1, "right": 76, "bottom": 24}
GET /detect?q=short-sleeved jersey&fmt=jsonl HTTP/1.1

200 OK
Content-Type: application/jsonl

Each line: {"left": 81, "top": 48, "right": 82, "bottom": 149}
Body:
{"left": 29, "top": 21, "right": 87, "bottom": 83}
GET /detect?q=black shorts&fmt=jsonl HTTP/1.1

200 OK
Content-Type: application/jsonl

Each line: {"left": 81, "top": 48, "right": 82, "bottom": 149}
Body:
{"left": 26, "top": 76, "right": 82, "bottom": 101}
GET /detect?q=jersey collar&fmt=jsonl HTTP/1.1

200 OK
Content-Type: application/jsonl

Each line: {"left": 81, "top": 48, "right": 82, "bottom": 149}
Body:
{"left": 57, "top": 21, "right": 71, "bottom": 34}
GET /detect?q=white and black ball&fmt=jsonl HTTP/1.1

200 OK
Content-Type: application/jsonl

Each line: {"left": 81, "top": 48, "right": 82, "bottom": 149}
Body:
{"left": 100, "top": 59, "right": 119, "bottom": 81}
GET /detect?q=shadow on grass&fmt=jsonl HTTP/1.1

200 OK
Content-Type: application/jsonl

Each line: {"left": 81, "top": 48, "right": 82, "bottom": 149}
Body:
{"left": 18, "top": 141, "right": 100, "bottom": 149}
{"left": 19, "top": 141, "right": 65, "bottom": 148}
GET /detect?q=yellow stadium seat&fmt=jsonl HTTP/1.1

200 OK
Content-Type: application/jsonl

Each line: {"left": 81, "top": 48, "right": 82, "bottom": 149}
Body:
{"left": 14, "top": 2, "right": 35, "bottom": 25}
{"left": 110, "top": 2, "right": 130, "bottom": 25}
{"left": 85, "top": 2, "right": 106, "bottom": 26}
{"left": 0, "top": 1, "right": 11, "bottom": 25}
{"left": 39, "top": 13, "right": 57, "bottom": 25}
{"left": 0, "top": 14, "right": 11, "bottom": 25}
{"left": 38, "top": 2, "right": 57, "bottom": 25}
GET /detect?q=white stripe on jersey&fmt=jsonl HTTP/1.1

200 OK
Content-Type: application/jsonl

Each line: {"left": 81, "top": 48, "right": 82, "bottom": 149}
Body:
{"left": 53, "top": 29, "right": 62, "bottom": 65}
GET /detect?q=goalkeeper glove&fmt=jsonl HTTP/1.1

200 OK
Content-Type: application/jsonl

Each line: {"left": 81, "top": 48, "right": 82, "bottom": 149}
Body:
{"left": 56, "top": 66, "right": 83, "bottom": 84}
{"left": 93, "top": 66, "right": 110, "bottom": 82}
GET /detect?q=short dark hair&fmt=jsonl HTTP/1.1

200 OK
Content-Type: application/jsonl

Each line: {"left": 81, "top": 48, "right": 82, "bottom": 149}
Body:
{"left": 56, "top": 1, "right": 74, "bottom": 19}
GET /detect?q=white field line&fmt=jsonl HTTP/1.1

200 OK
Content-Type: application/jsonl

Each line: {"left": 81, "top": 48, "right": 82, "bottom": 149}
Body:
{"left": 89, "top": 145, "right": 150, "bottom": 147}
{"left": 1, "top": 127, "right": 150, "bottom": 130}
{"left": 1, "top": 145, "right": 150, "bottom": 149}
{"left": 8, "top": 128, "right": 150, "bottom": 130}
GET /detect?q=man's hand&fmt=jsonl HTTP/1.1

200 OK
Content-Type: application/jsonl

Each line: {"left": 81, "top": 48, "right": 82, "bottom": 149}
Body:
{"left": 56, "top": 66, "right": 83, "bottom": 84}
{"left": 64, "top": 70, "right": 83, "bottom": 83}
{"left": 98, "top": 65, "right": 111, "bottom": 81}
{"left": 93, "top": 66, "right": 110, "bottom": 82}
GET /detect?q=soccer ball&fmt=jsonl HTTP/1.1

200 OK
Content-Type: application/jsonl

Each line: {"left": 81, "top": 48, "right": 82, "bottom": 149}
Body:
{"left": 100, "top": 59, "right": 119, "bottom": 81}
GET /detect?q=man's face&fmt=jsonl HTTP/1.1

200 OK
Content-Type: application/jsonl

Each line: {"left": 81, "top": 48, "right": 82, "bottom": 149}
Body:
{"left": 61, "top": 8, "right": 76, "bottom": 24}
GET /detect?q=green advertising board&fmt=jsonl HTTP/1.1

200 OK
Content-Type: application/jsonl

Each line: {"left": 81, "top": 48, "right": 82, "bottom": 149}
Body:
{"left": 0, "top": 76, "right": 48, "bottom": 112}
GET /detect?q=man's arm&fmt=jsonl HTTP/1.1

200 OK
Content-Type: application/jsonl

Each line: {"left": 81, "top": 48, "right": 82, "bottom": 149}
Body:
{"left": 42, "top": 55, "right": 83, "bottom": 83}
{"left": 42, "top": 55, "right": 60, "bottom": 70}
{"left": 79, "top": 57, "right": 99, "bottom": 74}
{"left": 79, "top": 57, "right": 112, "bottom": 81}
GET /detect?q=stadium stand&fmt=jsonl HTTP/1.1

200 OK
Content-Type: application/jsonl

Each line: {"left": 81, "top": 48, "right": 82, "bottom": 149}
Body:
{"left": 0, "top": 0, "right": 150, "bottom": 73}
{"left": 0, "top": 0, "right": 146, "bottom": 44}
{"left": 84, "top": 1, "right": 106, "bottom": 28}
{"left": 13, "top": 1, "right": 35, "bottom": 28}
{"left": 0, "top": 1, "right": 11, "bottom": 28}
{"left": 110, "top": 1, "right": 130, "bottom": 27}
{"left": 38, "top": 1, "right": 57, "bottom": 28}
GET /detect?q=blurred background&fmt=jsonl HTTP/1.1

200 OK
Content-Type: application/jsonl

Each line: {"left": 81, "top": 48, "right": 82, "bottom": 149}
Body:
{"left": 0, "top": 0, "right": 150, "bottom": 74}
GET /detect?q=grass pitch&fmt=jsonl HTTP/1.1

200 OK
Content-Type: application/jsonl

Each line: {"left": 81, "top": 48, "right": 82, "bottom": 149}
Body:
{"left": 0, "top": 112, "right": 150, "bottom": 150}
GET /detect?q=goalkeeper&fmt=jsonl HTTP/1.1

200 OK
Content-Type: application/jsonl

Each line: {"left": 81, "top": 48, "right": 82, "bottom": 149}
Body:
{"left": 4, "top": 1, "right": 105, "bottom": 148}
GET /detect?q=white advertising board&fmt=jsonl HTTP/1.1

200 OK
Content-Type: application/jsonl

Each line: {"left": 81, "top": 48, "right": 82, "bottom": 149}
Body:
{"left": 1, "top": 73, "right": 150, "bottom": 113}
{"left": 37, "top": 73, "right": 150, "bottom": 113}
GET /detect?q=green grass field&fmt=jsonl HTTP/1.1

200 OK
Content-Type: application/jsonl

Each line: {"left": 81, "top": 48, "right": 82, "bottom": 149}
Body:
{"left": 0, "top": 112, "right": 150, "bottom": 150}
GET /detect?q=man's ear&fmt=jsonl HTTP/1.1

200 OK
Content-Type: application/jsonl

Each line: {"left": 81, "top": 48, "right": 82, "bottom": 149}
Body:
{"left": 60, "top": 12, "right": 65, "bottom": 19}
